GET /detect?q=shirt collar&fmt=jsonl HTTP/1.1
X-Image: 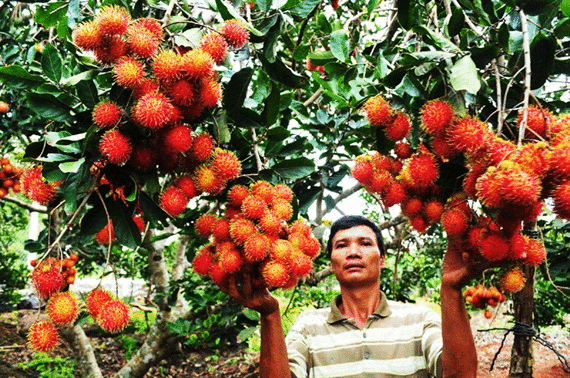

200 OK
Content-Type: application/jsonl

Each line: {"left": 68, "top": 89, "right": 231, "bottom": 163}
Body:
{"left": 327, "top": 291, "right": 392, "bottom": 324}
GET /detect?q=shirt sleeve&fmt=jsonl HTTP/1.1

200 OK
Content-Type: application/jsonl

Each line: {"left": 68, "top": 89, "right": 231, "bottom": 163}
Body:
{"left": 285, "top": 313, "right": 311, "bottom": 378}
{"left": 422, "top": 309, "right": 443, "bottom": 378}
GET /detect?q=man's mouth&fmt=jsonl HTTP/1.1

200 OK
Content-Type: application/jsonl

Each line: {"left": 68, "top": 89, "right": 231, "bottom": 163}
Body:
{"left": 344, "top": 261, "right": 365, "bottom": 270}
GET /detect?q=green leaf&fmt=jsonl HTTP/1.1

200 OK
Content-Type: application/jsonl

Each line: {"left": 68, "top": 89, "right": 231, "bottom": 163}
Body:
{"left": 257, "top": 0, "right": 273, "bottom": 12}
{"left": 563, "top": 0, "right": 570, "bottom": 16}
{"left": 215, "top": 0, "right": 263, "bottom": 36}
{"left": 289, "top": 0, "right": 320, "bottom": 18}
{"left": 59, "top": 158, "right": 85, "bottom": 173}
{"left": 63, "top": 70, "right": 98, "bottom": 86}
{"left": 213, "top": 109, "right": 231, "bottom": 144}
{"left": 330, "top": 30, "right": 350, "bottom": 62}
{"left": 0, "top": 65, "right": 45, "bottom": 89}
{"left": 238, "top": 326, "right": 257, "bottom": 343}
{"left": 26, "top": 93, "right": 74, "bottom": 123}
{"left": 414, "top": 26, "right": 461, "bottom": 53}
{"left": 271, "top": 157, "right": 315, "bottom": 180}
{"left": 397, "top": 0, "right": 412, "bottom": 30}
{"left": 367, "top": 0, "right": 380, "bottom": 14}
{"left": 530, "top": 33, "right": 556, "bottom": 89}
{"left": 41, "top": 44, "right": 62, "bottom": 83}
{"left": 258, "top": 55, "right": 305, "bottom": 88}
{"left": 40, "top": 153, "right": 73, "bottom": 162}
{"left": 35, "top": 2, "right": 68, "bottom": 28}
{"left": 306, "top": 50, "right": 336, "bottom": 66}
{"left": 174, "top": 28, "right": 203, "bottom": 48}
{"left": 76, "top": 79, "right": 99, "bottom": 109}
{"left": 109, "top": 200, "right": 141, "bottom": 249}
{"left": 223, "top": 67, "right": 254, "bottom": 117}
{"left": 166, "top": 14, "right": 188, "bottom": 33}
{"left": 139, "top": 192, "right": 169, "bottom": 228}
{"left": 261, "top": 83, "right": 280, "bottom": 126}
{"left": 447, "top": 8, "right": 465, "bottom": 37}
{"left": 448, "top": 55, "right": 480, "bottom": 94}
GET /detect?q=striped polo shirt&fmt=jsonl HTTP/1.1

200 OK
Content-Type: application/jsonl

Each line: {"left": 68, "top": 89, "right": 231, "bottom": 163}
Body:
{"left": 286, "top": 292, "right": 443, "bottom": 378}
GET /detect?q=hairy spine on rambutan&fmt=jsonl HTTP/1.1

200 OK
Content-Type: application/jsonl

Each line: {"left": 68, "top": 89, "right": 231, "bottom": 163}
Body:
{"left": 152, "top": 50, "right": 184, "bottom": 83}
{"left": 381, "top": 181, "right": 407, "bottom": 207}
{"left": 244, "top": 234, "right": 270, "bottom": 262}
{"left": 85, "top": 288, "right": 114, "bottom": 319}
{"left": 132, "top": 18, "right": 163, "bottom": 41}
{"left": 221, "top": 20, "right": 250, "bottom": 49}
{"left": 194, "top": 164, "right": 224, "bottom": 194}
{"left": 95, "top": 5, "right": 130, "bottom": 36}
{"left": 499, "top": 166, "right": 541, "bottom": 207}
{"left": 28, "top": 321, "right": 59, "bottom": 352}
{"left": 47, "top": 292, "right": 79, "bottom": 326}
{"left": 262, "top": 260, "right": 291, "bottom": 288}
{"left": 31, "top": 259, "right": 64, "bottom": 300}
{"left": 424, "top": 201, "right": 444, "bottom": 222}
{"left": 274, "top": 184, "right": 294, "bottom": 202}
{"left": 93, "top": 101, "right": 122, "bottom": 129}
{"left": 212, "top": 217, "right": 231, "bottom": 242}
{"left": 73, "top": 21, "right": 103, "bottom": 50}
{"left": 218, "top": 248, "right": 243, "bottom": 273}
{"left": 251, "top": 181, "right": 275, "bottom": 204}
{"left": 447, "top": 116, "right": 491, "bottom": 156}
{"left": 524, "top": 238, "right": 546, "bottom": 266}
{"left": 230, "top": 218, "right": 257, "bottom": 244}
{"left": 351, "top": 157, "right": 374, "bottom": 185}
{"left": 394, "top": 142, "right": 413, "bottom": 159}
{"left": 365, "top": 170, "right": 392, "bottom": 194}
{"left": 302, "top": 236, "right": 321, "bottom": 258}
{"left": 126, "top": 24, "right": 159, "bottom": 59}
{"left": 410, "top": 216, "right": 429, "bottom": 233}
{"left": 164, "top": 125, "right": 193, "bottom": 154}
{"left": 168, "top": 79, "right": 195, "bottom": 106}
{"left": 160, "top": 186, "right": 188, "bottom": 217}
{"left": 98, "top": 299, "right": 130, "bottom": 333}
{"left": 200, "top": 33, "right": 228, "bottom": 64}
{"left": 420, "top": 99, "right": 454, "bottom": 134}
{"left": 407, "top": 153, "right": 439, "bottom": 189}
{"left": 192, "top": 245, "right": 215, "bottom": 276}
{"left": 500, "top": 267, "right": 525, "bottom": 293}
{"left": 385, "top": 112, "right": 411, "bottom": 141}
{"left": 441, "top": 209, "right": 469, "bottom": 237}
{"left": 271, "top": 199, "right": 293, "bottom": 221}
{"left": 241, "top": 195, "right": 268, "bottom": 220}
{"left": 195, "top": 214, "right": 218, "bottom": 238}
{"left": 199, "top": 77, "right": 222, "bottom": 108}
{"left": 518, "top": 105, "right": 554, "bottom": 139}
{"left": 289, "top": 252, "right": 313, "bottom": 278}
{"left": 98, "top": 129, "right": 132, "bottom": 165}
{"left": 190, "top": 133, "right": 214, "bottom": 161}
{"left": 228, "top": 185, "right": 250, "bottom": 207}
{"left": 478, "top": 231, "right": 510, "bottom": 261}
{"left": 476, "top": 168, "right": 504, "bottom": 209}
{"left": 363, "top": 95, "right": 392, "bottom": 127}
{"left": 553, "top": 181, "right": 570, "bottom": 219}
{"left": 212, "top": 150, "right": 241, "bottom": 181}
{"left": 95, "top": 221, "right": 116, "bottom": 244}
{"left": 183, "top": 49, "right": 214, "bottom": 79}
{"left": 113, "top": 56, "right": 144, "bottom": 89}
{"left": 132, "top": 92, "right": 174, "bottom": 130}
{"left": 94, "top": 35, "right": 127, "bottom": 65}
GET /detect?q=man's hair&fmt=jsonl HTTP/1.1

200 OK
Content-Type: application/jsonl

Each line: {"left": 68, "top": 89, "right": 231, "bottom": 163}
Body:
{"left": 326, "top": 215, "right": 385, "bottom": 256}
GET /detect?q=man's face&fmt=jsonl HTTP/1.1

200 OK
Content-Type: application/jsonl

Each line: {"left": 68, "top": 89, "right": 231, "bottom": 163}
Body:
{"left": 329, "top": 225, "right": 385, "bottom": 288}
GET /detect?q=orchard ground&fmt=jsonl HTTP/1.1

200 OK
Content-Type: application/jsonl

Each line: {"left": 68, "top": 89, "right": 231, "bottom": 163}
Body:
{"left": 0, "top": 303, "right": 568, "bottom": 377}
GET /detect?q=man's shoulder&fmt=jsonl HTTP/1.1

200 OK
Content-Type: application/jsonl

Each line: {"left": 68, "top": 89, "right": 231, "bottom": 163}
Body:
{"left": 294, "top": 307, "right": 331, "bottom": 324}
{"left": 386, "top": 300, "right": 440, "bottom": 320}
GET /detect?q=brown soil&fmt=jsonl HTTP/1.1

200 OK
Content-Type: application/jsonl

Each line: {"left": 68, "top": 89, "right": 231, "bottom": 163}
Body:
{"left": 1, "top": 310, "right": 568, "bottom": 377}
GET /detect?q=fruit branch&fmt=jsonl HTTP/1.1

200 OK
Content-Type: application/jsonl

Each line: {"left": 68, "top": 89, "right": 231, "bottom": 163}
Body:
{"left": 250, "top": 127, "right": 264, "bottom": 171}
{"left": 316, "top": 183, "right": 363, "bottom": 221}
{"left": 303, "top": 88, "right": 323, "bottom": 107}
{"left": 0, "top": 195, "right": 48, "bottom": 213}
{"left": 494, "top": 59, "right": 505, "bottom": 135}
{"left": 518, "top": 8, "right": 532, "bottom": 147}
{"left": 59, "top": 325, "right": 104, "bottom": 378}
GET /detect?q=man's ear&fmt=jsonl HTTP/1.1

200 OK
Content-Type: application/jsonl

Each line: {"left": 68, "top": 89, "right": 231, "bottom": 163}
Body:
{"left": 379, "top": 254, "right": 386, "bottom": 269}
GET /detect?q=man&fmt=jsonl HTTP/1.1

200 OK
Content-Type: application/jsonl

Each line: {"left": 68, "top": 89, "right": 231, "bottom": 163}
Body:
{"left": 223, "top": 215, "right": 486, "bottom": 377}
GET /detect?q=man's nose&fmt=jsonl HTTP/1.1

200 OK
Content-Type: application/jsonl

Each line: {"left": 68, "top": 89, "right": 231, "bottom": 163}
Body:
{"left": 347, "top": 242, "right": 362, "bottom": 257}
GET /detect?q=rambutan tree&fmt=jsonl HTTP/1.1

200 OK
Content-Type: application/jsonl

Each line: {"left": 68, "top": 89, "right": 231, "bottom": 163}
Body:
{"left": 1, "top": 0, "right": 570, "bottom": 377}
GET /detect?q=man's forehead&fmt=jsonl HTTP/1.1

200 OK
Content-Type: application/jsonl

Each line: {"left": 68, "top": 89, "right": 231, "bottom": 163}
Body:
{"left": 332, "top": 225, "right": 376, "bottom": 242}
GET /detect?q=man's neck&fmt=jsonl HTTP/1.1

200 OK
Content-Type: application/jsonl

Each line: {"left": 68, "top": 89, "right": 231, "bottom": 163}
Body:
{"left": 338, "top": 284, "right": 381, "bottom": 329}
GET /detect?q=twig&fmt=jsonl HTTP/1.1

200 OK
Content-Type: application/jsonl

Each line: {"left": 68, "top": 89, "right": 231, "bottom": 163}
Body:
{"left": 303, "top": 88, "right": 322, "bottom": 107}
{"left": 0, "top": 195, "right": 48, "bottom": 213}
{"left": 517, "top": 9, "right": 532, "bottom": 147}
{"left": 161, "top": 0, "right": 178, "bottom": 26}
{"left": 317, "top": 183, "right": 363, "bottom": 220}
{"left": 250, "top": 127, "right": 263, "bottom": 172}
{"left": 494, "top": 60, "right": 504, "bottom": 135}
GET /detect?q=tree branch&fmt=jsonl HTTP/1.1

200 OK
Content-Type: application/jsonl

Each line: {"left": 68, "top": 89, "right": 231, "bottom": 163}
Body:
{"left": 518, "top": 9, "right": 532, "bottom": 147}
{"left": 317, "top": 183, "right": 363, "bottom": 220}
{"left": 59, "top": 325, "right": 104, "bottom": 378}
{"left": 0, "top": 195, "right": 48, "bottom": 213}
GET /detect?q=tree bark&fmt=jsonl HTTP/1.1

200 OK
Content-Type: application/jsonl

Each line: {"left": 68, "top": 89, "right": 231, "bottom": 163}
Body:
{"left": 60, "top": 325, "right": 104, "bottom": 378}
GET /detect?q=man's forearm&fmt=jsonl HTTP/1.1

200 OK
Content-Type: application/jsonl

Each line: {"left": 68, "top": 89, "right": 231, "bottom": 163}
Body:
{"left": 260, "top": 309, "right": 292, "bottom": 378}
{"left": 440, "top": 283, "right": 477, "bottom": 378}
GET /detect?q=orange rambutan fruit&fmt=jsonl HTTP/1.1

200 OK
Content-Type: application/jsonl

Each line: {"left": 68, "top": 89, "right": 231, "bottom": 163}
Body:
{"left": 152, "top": 50, "right": 184, "bottom": 83}
{"left": 410, "top": 215, "right": 429, "bottom": 233}
{"left": 230, "top": 217, "right": 257, "bottom": 244}
{"left": 431, "top": 134, "right": 459, "bottom": 159}
{"left": 243, "top": 233, "right": 270, "bottom": 262}
{"left": 402, "top": 197, "right": 423, "bottom": 217}
{"left": 351, "top": 157, "right": 374, "bottom": 185}
{"left": 47, "top": 292, "right": 79, "bottom": 326}
{"left": 499, "top": 165, "right": 541, "bottom": 207}
{"left": 271, "top": 199, "right": 293, "bottom": 221}
{"left": 183, "top": 48, "right": 214, "bottom": 79}
{"left": 467, "top": 226, "right": 484, "bottom": 251}
{"left": 221, "top": 20, "right": 250, "bottom": 49}
{"left": 212, "top": 150, "right": 241, "bottom": 181}
{"left": 363, "top": 95, "right": 392, "bottom": 127}
{"left": 511, "top": 142, "right": 549, "bottom": 179}
{"left": 72, "top": 20, "right": 102, "bottom": 50}
{"left": 27, "top": 181, "right": 58, "bottom": 205}
{"left": 251, "top": 181, "right": 275, "bottom": 204}
{"left": 270, "top": 239, "right": 294, "bottom": 261}
{"left": 447, "top": 116, "right": 491, "bottom": 155}
{"left": 164, "top": 124, "right": 193, "bottom": 154}
{"left": 476, "top": 168, "right": 504, "bottom": 209}
{"left": 99, "top": 129, "right": 132, "bottom": 165}
{"left": 209, "top": 260, "right": 229, "bottom": 287}
{"left": 394, "top": 142, "right": 413, "bottom": 159}
{"left": 289, "top": 251, "right": 313, "bottom": 278}
{"left": 288, "top": 233, "right": 307, "bottom": 251}
{"left": 95, "top": 5, "right": 130, "bottom": 35}
{"left": 274, "top": 184, "right": 294, "bottom": 202}
{"left": 218, "top": 248, "right": 243, "bottom": 273}
{"left": 259, "top": 211, "right": 282, "bottom": 236}
{"left": 420, "top": 99, "right": 454, "bottom": 134}
{"left": 85, "top": 287, "right": 114, "bottom": 319}
{"left": 225, "top": 205, "right": 241, "bottom": 219}
{"left": 199, "top": 77, "right": 222, "bottom": 108}
{"left": 194, "top": 164, "right": 224, "bottom": 194}
{"left": 406, "top": 153, "right": 439, "bottom": 189}
{"left": 463, "top": 162, "right": 488, "bottom": 199}
{"left": 216, "top": 240, "right": 236, "bottom": 255}
{"left": 98, "top": 299, "right": 130, "bottom": 333}
{"left": 93, "top": 101, "right": 122, "bottom": 129}
{"left": 289, "top": 220, "right": 311, "bottom": 237}
{"left": 174, "top": 175, "right": 200, "bottom": 199}
{"left": 424, "top": 200, "right": 444, "bottom": 222}
{"left": 28, "top": 321, "right": 59, "bottom": 352}
{"left": 241, "top": 195, "right": 268, "bottom": 220}
{"left": 132, "top": 18, "right": 163, "bottom": 41}
{"left": 302, "top": 236, "right": 321, "bottom": 258}
{"left": 508, "top": 233, "right": 528, "bottom": 260}
{"left": 487, "top": 138, "right": 516, "bottom": 166}
{"left": 200, "top": 33, "right": 228, "bottom": 64}
{"left": 190, "top": 133, "right": 214, "bottom": 161}
{"left": 228, "top": 185, "right": 250, "bottom": 207}
{"left": 95, "top": 221, "right": 116, "bottom": 244}
{"left": 132, "top": 92, "right": 174, "bottom": 130}
{"left": 500, "top": 267, "right": 525, "bottom": 294}
{"left": 94, "top": 35, "right": 127, "bottom": 65}
{"left": 212, "top": 217, "right": 231, "bottom": 242}
{"left": 160, "top": 186, "right": 188, "bottom": 217}
{"left": 129, "top": 144, "right": 156, "bottom": 172}
{"left": 132, "top": 77, "right": 160, "bottom": 99}
{"left": 168, "top": 79, "right": 195, "bottom": 106}
{"left": 113, "top": 56, "right": 144, "bottom": 89}
{"left": 371, "top": 153, "right": 393, "bottom": 172}
{"left": 20, "top": 166, "right": 43, "bottom": 196}
{"left": 262, "top": 260, "right": 291, "bottom": 288}
{"left": 518, "top": 105, "right": 554, "bottom": 139}
{"left": 195, "top": 214, "right": 218, "bottom": 237}
{"left": 441, "top": 209, "right": 469, "bottom": 237}
{"left": 385, "top": 112, "right": 411, "bottom": 141}
{"left": 553, "top": 181, "right": 570, "bottom": 220}
{"left": 524, "top": 238, "right": 546, "bottom": 266}
{"left": 365, "top": 170, "right": 392, "bottom": 194}
{"left": 478, "top": 231, "right": 510, "bottom": 261}
{"left": 548, "top": 142, "right": 570, "bottom": 180}
{"left": 192, "top": 245, "right": 215, "bottom": 276}
{"left": 31, "top": 260, "right": 64, "bottom": 300}
{"left": 381, "top": 181, "right": 407, "bottom": 207}
{"left": 126, "top": 24, "right": 159, "bottom": 59}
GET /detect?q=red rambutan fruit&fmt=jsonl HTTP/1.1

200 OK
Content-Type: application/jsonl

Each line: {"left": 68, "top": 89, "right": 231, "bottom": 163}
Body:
{"left": 271, "top": 199, "right": 293, "bottom": 221}
{"left": 219, "top": 248, "right": 243, "bottom": 273}
{"left": 195, "top": 214, "right": 218, "bottom": 237}
{"left": 251, "top": 181, "right": 275, "bottom": 204}
{"left": 548, "top": 143, "right": 570, "bottom": 180}
{"left": 192, "top": 245, "right": 215, "bottom": 276}
{"left": 127, "top": 24, "right": 159, "bottom": 59}
{"left": 478, "top": 231, "right": 510, "bottom": 261}
{"left": 209, "top": 261, "right": 229, "bottom": 287}
{"left": 27, "top": 181, "right": 58, "bottom": 205}
{"left": 243, "top": 233, "right": 270, "bottom": 262}
{"left": 259, "top": 211, "right": 282, "bottom": 236}
{"left": 93, "top": 101, "right": 122, "bottom": 129}
{"left": 99, "top": 129, "right": 132, "bottom": 165}
{"left": 402, "top": 197, "right": 423, "bottom": 217}
{"left": 129, "top": 144, "right": 156, "bottom": 172}
{"left": 431, "top": 134, "right": 459, "bottom": 159}
{"left": 394, "top": 142, "right": 413, "bottom": 159}
{"left": 424, "top": 201, "right": 445, "bottom": 222}
{"left": 212, "top": 217, "right": 231, "bottom": 242}
{"left": 524, "top": 238, "right": 546, "bottom": 266}
{"left": 73, "top": 21, "right": 103, "bottom": 50}
{"left": 499, "top": 165, "right": 541, "bottom": 207}
{"left": 221, "top": 20, "right": 250, "bottom": 49}
{"left": 194, "top": 164, "right": 224, "bottom": 194}
{"left": 190, "top": 133, "right": 214, "bottom": 161}
{"left": 183, "top": 48, "right": 214, "bottom": 79}
{"left": 553, "top": 181, "right": 570, "bottom": 219}
{"left": 365, "top": 170, "right": 392, "bottom": 194}
{"left": 132, "top": 18, "right": 163, "bottom": 41}
{"left": 225, "top": 205, "right": 241, "bottom": 219}
{"left": 487, "top": 138, "right": 516, "bottom": 166}
{"left": 47, "top": 292, "right": 79, "bottom": 326}
{"left": 230, "top": 217, "right": 257, "bottom": 244}
{"left": 95, "top": 5, "right": 130, "bottom": 36}
{"left": 98, "top": 299, "right": 130, "bottom": 333}
{"left": 302, "top": 236, "right": 321, "bottom": 258}
{"left": 512, "top": 142, "right": 549, "bottom": 179}
{"left": 352, "top": 157, "right": 374, "bottom": 185}
{"left": 467, "top": 226, "right": 484, "bottom": 251}
{"left": 132, "top": 78, "right": 160, "bottom": 99}
{"left": 288, "top": 233, "right": 307, "bottom": 251}
{"left": 184, "top": 102, "right": 205, "bottom": 120}
{"left": 476, "top": 168, "right": 504, "bottom": 209}
{"left": 518, "top": 105, "right": 554, "bottom": 139}
{"left": 420, "top": 99, "right": 454, "bottom": 134}
{"left": 228, "top": 185, "right": 250, "bottom": 207}
{"left": 85, "top": 287, "right": 114, "bottom": 319}
{"left": 385, "top": 112, "right": 411, "bottom": 141}
{"left": 31, "top": 261, "right": 64, "bottom": 300}
{"left": 132, "top": 92, "right": 174, "bottom": 130}
{"left": 289, "top": 251, "right": 313, "bottom": 278}
{"left": 152, "top": 50, "right": 184, "bottom": 83}
{"left": 20, "top": 166, "right": 43, "bottom": 196}
{"left": 28, "top": 321, "right": 59, "bottom": 352}
{"left": 113, "top": 56, "right": 144, "bottom": 89}
{"left": 174, "top": 175, "right": 200, "bottom": 199}
{"left": 168, "top": 79, "right": 195, "bottom": 106}
{"left": 164, "top": 124, "right": 193, "bottom": 154}
{"left": 94, "top": 35, "right": 127, "bottom": 65}
{"left": 95, "top": 221, "right": 116, "bottom": 244}
{"left": 274, "top": 184, "right": 294, "bottom": 202}
{"left": 270, "top": 239, "right": 294, "bottom": 261}
{"left": 133, "top": 215, "right": 145, "bottom": 234}
{"left": 262, "top": 260, "right": 291, "bottom": 288}
{"left": 410, "top": 216, "right": 429, "bottom": 233}
{"left": 371, "top": 153, "right": 393, "bottom": 172}
{"left": 463, "top": 162, "right": 488, "bottom": 198}
{"left": 381, "top": 181, "right": 407, "bottom": 207}
{"left": 441, "top": 209, "right": 469, "bottom": 237}
{"left": 500, "top": 267, "right": 525, "bottom": 294}
{"left": 200, "top": 33, "right": 228, "bottom": 64}
{"left": 447, "top": 116, "right": 491, "bottom": 156}
{"left": 199, "top": 77, "right": 222, "bottom": 108}
{"left": 407, "top": 153, "right": 439, "bottom": 189}
{"left": 289, "top": 220, "right": 311, "bottom": 237}
{"left": 212, "top": 150, "right": 241, "bottom": 181}
{"left": 242, "top": 195, "right": 268, "bottom": 220}
{"left": 508, "top": 233, "right": 528, "bottom": 260}
{"left": 363, "top": 95, "right": 392, "bottom": 127}
{"left": 160, "top": 186, "right": 188, "bottom": 216}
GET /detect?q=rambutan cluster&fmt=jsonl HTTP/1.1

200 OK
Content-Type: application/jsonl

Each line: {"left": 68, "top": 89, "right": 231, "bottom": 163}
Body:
{"left": 463, "top": 285, "right": 506, "bottom": 310}
{"left": 19, "top": 165, "right": 61, "bottom": 205}
{"left": 0, "top": 157, "right": 23, "bottom": 199}
{"left": 192, "top": 181, "right": 319, "bottom": 290}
